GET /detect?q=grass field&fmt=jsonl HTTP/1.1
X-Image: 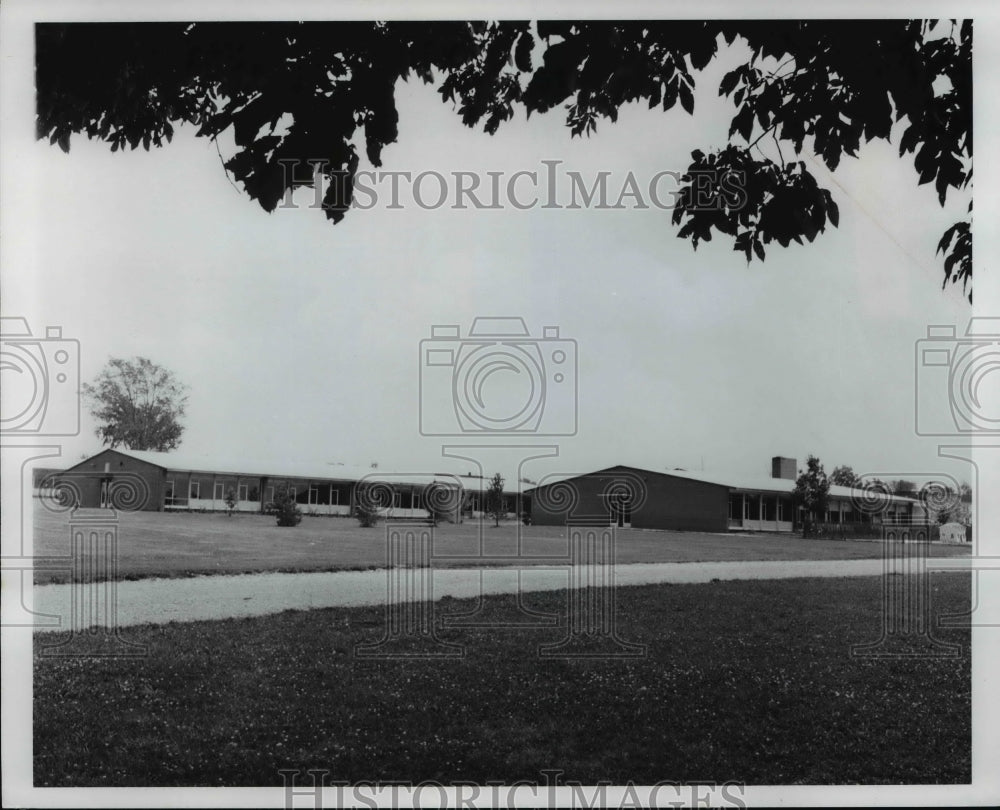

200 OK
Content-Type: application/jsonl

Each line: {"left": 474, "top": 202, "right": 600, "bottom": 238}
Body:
{"left": 33, "top": 573, "right": 971, "bottom": 786}
{"left": 32, "top": 501, "right": 971, "bottom": 584}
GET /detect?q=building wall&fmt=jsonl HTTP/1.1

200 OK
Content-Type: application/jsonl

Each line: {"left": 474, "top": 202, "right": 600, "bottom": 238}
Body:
{"left": 62, "top": 449, "right": 166, "bottom": 511}
{"left": 63, "top": 451, "right": 454, "bottom": 518}
{"left": 530, "top": 466, "right": 730, "bottom": 532}
{"left": 631, "top": 471, "right": 729, "bottom": 532}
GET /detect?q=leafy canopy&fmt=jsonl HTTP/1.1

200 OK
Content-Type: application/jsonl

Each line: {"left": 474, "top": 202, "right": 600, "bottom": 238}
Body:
{"left": 485, "top": 472, "right": 507, "bottom": 527}
{"left": 81, "top": 356, "right": 188, "bottom": 451}
{"left": 829, "top": 465, "right": 859, "bottom": 488}
{"left": 793, "top": 454, "right": 831, "bottom": 518}
{"left": 36, "top": 20, "right": 972, "bottom": 299}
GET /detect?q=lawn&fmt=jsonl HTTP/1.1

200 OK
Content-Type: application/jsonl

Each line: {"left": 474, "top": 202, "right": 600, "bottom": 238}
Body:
{"left": 34, "top": 574, "right": 971, "bottom": 786}
{"left": 32, "top": 501, "right": 970, "bottom": 584}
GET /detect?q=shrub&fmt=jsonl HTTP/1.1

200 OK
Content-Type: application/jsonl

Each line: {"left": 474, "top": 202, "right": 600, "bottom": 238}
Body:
{"left": 354, "top": 502, "right": 380, "bottom": 528}
{"left": 269, "top": 485, "right": 302, "bottom": 527}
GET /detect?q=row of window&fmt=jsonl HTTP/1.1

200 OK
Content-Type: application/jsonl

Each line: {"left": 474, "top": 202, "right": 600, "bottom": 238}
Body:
{"left": 162, "top": 481, "right": 425, "bottom": 508}
{"left": 728, "top": 495, "right": 793, "bottom": 522}
{"left": 166, "top": 480, "right": 275, "bottom": 504}
{"left": 727, "top": 493, "right": 912, "bottom": 525}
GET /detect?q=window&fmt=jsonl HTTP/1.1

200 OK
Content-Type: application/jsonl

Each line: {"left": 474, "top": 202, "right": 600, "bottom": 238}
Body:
{"left": 412, "top": 492, "right": 420, "bottom": 510}
{"left": 762, "top": 497, "right": 776, "bottom": 521}
{"left": 309, "top": 486, "right": 319, "bottom": 505}
{"left": 728, "top": 495, "right": 742, "bottom": 521}
{"left": 238, "top": 484, "right": 249, "bottom": 501}
{"left": 189, "top": 481, "right": 200, "bottom": 500}
{"left": 249, "top": 486, "right": 259, "bottom": 501}
{"left": 214, "top": 482, "right": 225, "bottom": 500}
{"left": 777, "top": 498, "right": 790, "bottom": 522}
{"left": 265, "top": 486, "right": 275, "bottom": 504}
{"left": 745, "top": 495, "right": 760, "bottom": 520}
{"left": 165, "top": 480, "right": 175, "bottom": 505}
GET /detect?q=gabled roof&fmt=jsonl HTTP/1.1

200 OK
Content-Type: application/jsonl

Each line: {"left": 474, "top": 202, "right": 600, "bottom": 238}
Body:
{"left": 527, "top": 464, "right": 915, "bottom": 504}
{"left": 85, "top": 449, "right": 464, "bottom": 488}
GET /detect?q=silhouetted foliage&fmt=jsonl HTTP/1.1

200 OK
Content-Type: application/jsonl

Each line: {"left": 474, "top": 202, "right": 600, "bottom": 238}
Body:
{"left": 793, "top": 455, "right": 830, "bottom": 537}
{"left": 36, "top": 20, "right": 972, "bottom": 299}
{"left": 829, "top": 465, "right": 859, "bottom": 488}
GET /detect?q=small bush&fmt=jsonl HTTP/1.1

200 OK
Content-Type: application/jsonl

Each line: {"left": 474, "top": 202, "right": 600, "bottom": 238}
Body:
{"left": 354, "top": 502, "right": 380, "bottom": 528}
{"left": 269, "top": 486, "right": 302, "bottom": 527}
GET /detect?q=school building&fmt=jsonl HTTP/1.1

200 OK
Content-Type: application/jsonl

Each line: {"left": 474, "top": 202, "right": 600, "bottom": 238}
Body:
{"left": 50, "top": 448, "right": 523, "bottom": 520}
{"left": 527, "top": 457, "right": 923, "bottom": 534}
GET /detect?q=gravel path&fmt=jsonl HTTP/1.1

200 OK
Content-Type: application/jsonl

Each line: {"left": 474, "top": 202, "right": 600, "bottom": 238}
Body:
{"left": 32, "top": 558, "right": 955, "bottom": 631}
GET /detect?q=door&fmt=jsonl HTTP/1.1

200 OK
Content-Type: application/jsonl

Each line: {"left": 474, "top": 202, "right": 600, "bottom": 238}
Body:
{"left": 608, "top": 498, "right": 631, "bottom": 528}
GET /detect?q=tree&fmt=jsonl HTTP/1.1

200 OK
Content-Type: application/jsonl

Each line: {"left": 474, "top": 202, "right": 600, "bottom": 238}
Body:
{"left": 35, "top": 20, "right": 972, "bottom": 300}
{"left": 82, "top": 357, "right": 188, "bottom": 451}
{"left": 269, "top": 484, "right": 303, "bottom": 527}
{"left": 224, "top": 488, "right": 237, "bottom": 517}
{"left": 892, "top": 479, "right": 918, "bottom": 497}
{"left": 485, "top": 472, "right": 507, "bottom": 527}
{"left": 792, "top": 455, "right": 830, "bottom": 537}
{"left": 958, "top": 481, "right": 973, "bottom": 503}
{"left": 829, "top": 465, "right": 859, "bottom": 488}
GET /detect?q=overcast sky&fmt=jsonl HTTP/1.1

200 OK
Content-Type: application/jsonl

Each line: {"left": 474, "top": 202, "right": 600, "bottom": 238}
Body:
{"left": 3, "top": 18, "right": 985, "bottom": 490}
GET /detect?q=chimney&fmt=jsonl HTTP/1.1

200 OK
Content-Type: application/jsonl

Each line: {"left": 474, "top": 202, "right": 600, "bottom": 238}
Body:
{"left": 771, "top": 456, "right": 796, "bottom": 480}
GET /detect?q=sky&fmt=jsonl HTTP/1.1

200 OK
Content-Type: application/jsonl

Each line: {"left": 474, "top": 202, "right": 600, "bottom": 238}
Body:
{"left": 2, "top": 16, "right": 986, "bottom": 493}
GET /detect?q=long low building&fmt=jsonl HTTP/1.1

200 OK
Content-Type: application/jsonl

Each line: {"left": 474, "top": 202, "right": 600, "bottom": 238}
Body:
{"left": 527, "top": 457, "right": 923, "bottom": 534}
{"left": 48, "top": 448, "right": 525, "bottom": 520}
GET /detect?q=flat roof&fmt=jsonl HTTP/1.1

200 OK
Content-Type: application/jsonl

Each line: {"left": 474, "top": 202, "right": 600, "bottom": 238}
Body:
{"left": 527, "top": 464, "right": 916, "bottom": 504}
{"left": 89, "top": 449, "right": 467, "bottom": 489}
